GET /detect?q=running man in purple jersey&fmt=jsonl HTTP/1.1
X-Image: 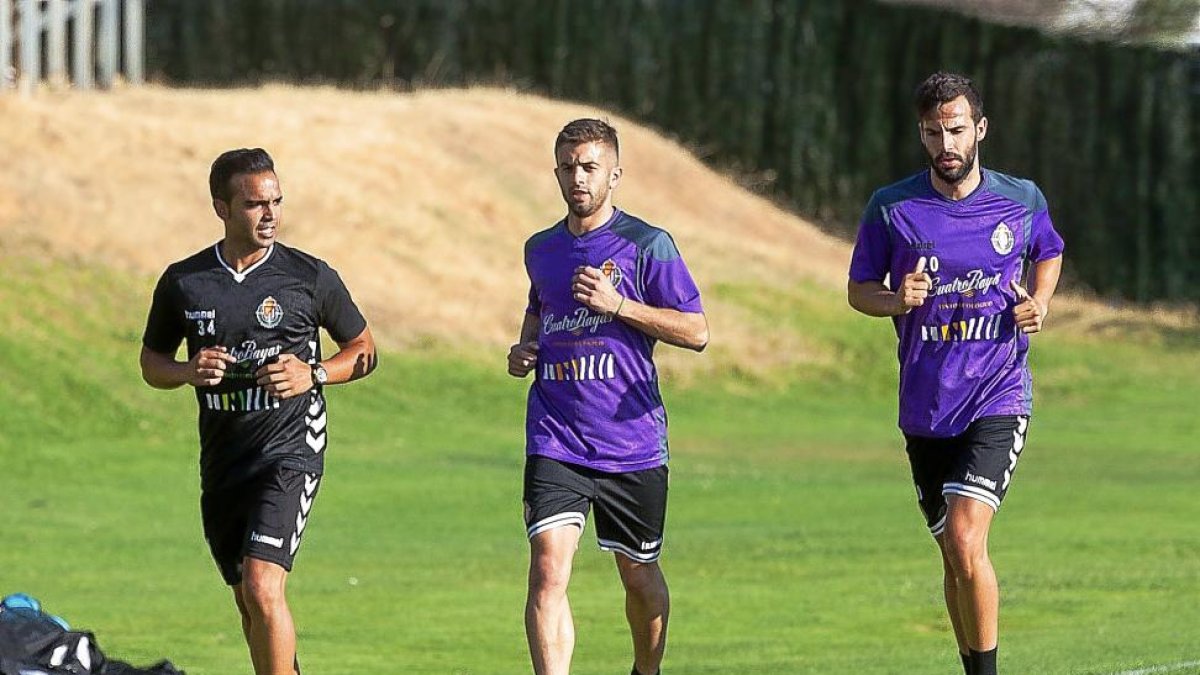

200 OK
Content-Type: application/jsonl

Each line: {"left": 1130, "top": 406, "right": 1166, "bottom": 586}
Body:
{"left": 508, "top": 119, "right": 708, "bottom": 675}
{"left": 848, "top": 73, "right": 1064, "bottom": 675}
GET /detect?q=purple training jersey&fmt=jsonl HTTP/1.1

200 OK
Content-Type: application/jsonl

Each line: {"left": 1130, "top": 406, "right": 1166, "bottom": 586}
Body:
{"left": 523, "top": 209, "right": 703, "bottom": 472}
{"left": 849, "top": 169, "right": 1065, "bottom": 438}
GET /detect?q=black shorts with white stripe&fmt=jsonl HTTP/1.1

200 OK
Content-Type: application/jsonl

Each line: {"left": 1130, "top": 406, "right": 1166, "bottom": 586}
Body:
{"left": 200, "top": 464, "right": 322, "bottom": 585}
{"left": 904, "top": 415, "right": 1029, "bottom": 536}
{"left": 523, "top": 455, "right": 668, "bottom": 563}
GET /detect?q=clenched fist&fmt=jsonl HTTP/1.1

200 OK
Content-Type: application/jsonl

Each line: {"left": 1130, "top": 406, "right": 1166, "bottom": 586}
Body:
{"left": 896, "top": 256, "right": 933, "bottom": 314}
{"left": 508, "top": 341, "right": 540, "bottom": 378}
{"left": 188, "top": 346, "right": 236, "bottom": 387}
{"left": 1011, "top": 279, "right": 1046, "bottom": 334}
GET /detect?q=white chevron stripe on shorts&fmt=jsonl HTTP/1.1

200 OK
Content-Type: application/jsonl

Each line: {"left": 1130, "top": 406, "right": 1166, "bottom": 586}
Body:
{"left": 290, "top": 473, "right": 319, "bottom": 555}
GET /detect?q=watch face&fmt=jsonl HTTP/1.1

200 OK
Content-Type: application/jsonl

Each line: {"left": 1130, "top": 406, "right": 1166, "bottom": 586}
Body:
{"left": 314, "top": 366, "right": 329, "bottom": 385}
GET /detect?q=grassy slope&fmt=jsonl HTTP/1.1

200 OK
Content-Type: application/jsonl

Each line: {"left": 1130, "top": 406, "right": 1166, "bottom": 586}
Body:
{"left": 1, "top": 259, "right": 1196, "bottom": 674}
{"left": 0, "top": 85, "right": 852, "bottom": 360}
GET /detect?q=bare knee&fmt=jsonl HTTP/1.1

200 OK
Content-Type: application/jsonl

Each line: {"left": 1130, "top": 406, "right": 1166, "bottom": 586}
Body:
{"left": 532, "top": 559, "right": 568, "bottom": 590}
{"left": 941, "top": 496, "right": 997, "bottom": 575}
{"left": 617, "top": 559, "right": 668, "bottom": 604}
{"left": 528, "top": 548, "right": 575, "bottom": 605}
{"left": 942, "top": 523, "right": 989, "bottom": 578}
{"left": 240, "top": 559, "right": 288, "bottom": 617}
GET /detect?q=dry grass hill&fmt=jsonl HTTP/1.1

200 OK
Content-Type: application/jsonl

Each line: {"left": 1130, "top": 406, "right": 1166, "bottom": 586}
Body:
{"left": 0, "top": 85, "right": 1193, "bottom": 374}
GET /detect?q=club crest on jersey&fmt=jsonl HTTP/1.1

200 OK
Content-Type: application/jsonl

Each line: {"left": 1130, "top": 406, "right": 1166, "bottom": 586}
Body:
{"left": 255, "top": 296, "right": 284, "bottom": 329}
{"left": 600, "top": 259, "right": 624, "bottom": 286}
{"left": 991, "top": 222, "right": 1015, "bottom": 255}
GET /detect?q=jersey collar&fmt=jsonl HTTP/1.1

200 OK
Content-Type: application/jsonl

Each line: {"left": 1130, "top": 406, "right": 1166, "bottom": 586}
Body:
{"left": 925, "top": 168, "right": 989, "bottom": 206}
{"left": 565, "top": 207, "right": 623, "bottom": 240}
{"left": 214, "top": 242, "right": 275, "bottom": 283}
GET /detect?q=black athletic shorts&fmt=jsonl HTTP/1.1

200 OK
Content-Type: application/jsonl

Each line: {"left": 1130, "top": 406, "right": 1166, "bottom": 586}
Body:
{"left": 904, "top": 415, "right": 1029, "bottom": 537}
{"left": 200, "top": 464, "right": 322, "bottom": 585}
{"left": 523, "top": 455, "right": 668, "bottom": 563}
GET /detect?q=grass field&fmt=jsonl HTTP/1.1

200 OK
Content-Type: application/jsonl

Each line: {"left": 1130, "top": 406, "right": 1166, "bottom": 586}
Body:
{"left": 1, "top": 257, "right": 1197, "bottom": 675}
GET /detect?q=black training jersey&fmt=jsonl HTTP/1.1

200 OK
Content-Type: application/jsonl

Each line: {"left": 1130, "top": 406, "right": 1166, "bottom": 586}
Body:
{"left": 143, "top": 242, "right": 367, "bottom": 490}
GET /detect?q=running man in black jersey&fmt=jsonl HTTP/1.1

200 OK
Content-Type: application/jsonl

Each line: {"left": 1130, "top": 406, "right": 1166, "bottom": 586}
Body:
{"left": 140, "top": 148, "right": 377, "bottom": 675}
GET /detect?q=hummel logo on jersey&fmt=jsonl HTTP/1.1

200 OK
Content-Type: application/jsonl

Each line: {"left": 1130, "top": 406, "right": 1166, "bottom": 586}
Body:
{"left": 186, "top": 309, "right": 217, "bottom": 336}
{"left": 255, "top": 296, "right": 284, "bottom": 328}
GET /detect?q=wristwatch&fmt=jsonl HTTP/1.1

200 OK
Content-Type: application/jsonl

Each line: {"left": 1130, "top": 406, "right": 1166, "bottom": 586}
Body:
{"left": 311, "top": 363, "right": 329, "bottom": 386}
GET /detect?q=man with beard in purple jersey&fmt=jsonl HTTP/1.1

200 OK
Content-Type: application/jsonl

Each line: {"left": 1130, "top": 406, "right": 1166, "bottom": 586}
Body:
{"left": 848, "top": 73, "right": 1064, "bottom": 675}
{"left": 507, "top": 119, "right": 708, "bottom": 675}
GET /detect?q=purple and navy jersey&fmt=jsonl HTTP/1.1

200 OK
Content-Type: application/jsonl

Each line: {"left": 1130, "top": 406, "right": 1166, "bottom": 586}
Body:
{"left": 523, "top": 209, "right": 703, "bottom": 473}
{"left": 849, "top": 169, "right": 1064, "bottom": 438}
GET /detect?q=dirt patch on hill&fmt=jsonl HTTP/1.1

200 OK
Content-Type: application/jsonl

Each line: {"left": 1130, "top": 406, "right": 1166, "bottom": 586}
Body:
{"left": 0, "top": 86, "right": 851, "bottom": 369}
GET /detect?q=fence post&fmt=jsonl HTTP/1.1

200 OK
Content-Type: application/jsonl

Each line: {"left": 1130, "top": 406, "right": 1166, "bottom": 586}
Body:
{"left": 123, "top": 0, "right": 142, "bottom": 84}
{"left": 17, "top": 0, "right": 38, "bottom": 94}
{"left": 97, "top": 0, "right": 116, "bottom": 88}
{"left": 74, "top": 0, "right": 94, "bottom": 89}
{"left": 47, "top": 0, "right": 67, "bottom": 85}
{"left": 0, "top": 0, "right": 12, "bottom": 91}
{"left": 2, "top": 0, "right": 138, "bottom": 93}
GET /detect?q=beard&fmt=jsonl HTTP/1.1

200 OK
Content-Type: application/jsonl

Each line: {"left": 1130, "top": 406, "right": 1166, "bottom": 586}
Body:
{"left": 566, "top": 184, "right": 609, "bottom": 218}
{"left": 930, "top": 143, "right": 978, "bottom": 185}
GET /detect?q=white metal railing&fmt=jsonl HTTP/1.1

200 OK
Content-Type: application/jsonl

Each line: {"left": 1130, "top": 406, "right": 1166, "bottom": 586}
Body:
{"left": 0, "top": 0, "right": 143, "bottom": 93}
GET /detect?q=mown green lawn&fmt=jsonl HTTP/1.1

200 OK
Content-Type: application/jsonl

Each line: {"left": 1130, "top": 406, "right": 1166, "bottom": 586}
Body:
{"left": 1, "top": 261, "right": 1196, "bottom": 674}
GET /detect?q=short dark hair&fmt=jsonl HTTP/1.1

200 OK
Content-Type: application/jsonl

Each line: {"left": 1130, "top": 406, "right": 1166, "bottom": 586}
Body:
{"left": 209, "top": 148, "right": 275, "bottom": 202}
{"left": 915, "top": 72, "right": 984, "bottom": 123}
{"left": 554, "top": 118, "right": 619, "bottom": 159}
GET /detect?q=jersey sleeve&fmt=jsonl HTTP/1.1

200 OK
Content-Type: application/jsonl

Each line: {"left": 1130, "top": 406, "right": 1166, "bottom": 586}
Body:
{"left": 315, "top": 262, "right": 368, "bottom": 343}
{"left": 1027, "top": 190, "right": 1065, "bottom": 262}
{"left": 142, "top": 271, "right": 185, "bottom": 354}
{"left": 641, "top": 232, "right": 703, "bottom": 313}
{"left": 849, "top": 192, "right": 893, "bottom": 284}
